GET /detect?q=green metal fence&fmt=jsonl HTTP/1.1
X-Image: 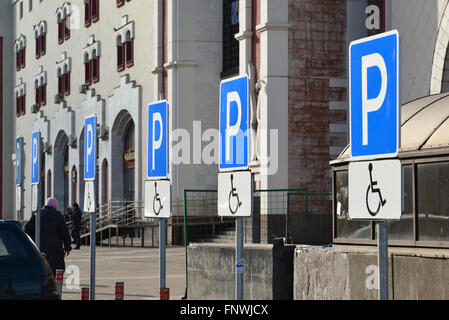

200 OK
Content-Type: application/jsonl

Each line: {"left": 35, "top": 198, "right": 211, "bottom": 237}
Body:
{"left": 286, "top": 192, "right": 332, "bottom": 245}
{"left": 253, "top": 189, "right": 308, "bottom": 244}
{"left": 181, "top": 189, "right": 333, "bottom": 246}
{"left": 181, "top": 188, "right": 332, "bottom": 298}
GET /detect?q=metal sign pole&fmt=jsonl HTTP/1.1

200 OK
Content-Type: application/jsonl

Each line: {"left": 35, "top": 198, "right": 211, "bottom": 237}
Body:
{"left": 90, "top": 210, "right": 96, "bottom": 300}
{"left": 160, "top": 218, "right": 167, "bottom": 292}
{"left": 377, "top": 221, "right": 388, "bottom": 300}
{"left": 236, "top": 217, "right": 243, "bottom": 300}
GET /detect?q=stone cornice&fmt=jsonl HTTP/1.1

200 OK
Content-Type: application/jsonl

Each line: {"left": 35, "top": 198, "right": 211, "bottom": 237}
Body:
{"left": 235, "top": 30, "right": 253, "bottom": 41}
{"left": 163, "top": 60, "right": 198, "bottom": 70}
{"left": 255, "top": 22, "right": 291, "bottom": 33}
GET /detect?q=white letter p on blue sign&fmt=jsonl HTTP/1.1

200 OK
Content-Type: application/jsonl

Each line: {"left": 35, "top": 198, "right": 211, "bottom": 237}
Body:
{"left": 219, "top": 75, "right": 249, "bottom": 171}
{"left": 350, "top": 30, "right": 399, "bottom": 160}
{"left": 148, "top": 101, "right": 168, "bottom": 179}
{"left": 31, "top": 131, "right": 40, "bottom": 185}
{"left": 84, "top": 115, "right": 96, "bottom": 181}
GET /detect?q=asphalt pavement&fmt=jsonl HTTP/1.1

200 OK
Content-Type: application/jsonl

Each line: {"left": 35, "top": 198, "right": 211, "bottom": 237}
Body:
{"left": 62, "top": 245, "right": 186, "bottom": 300}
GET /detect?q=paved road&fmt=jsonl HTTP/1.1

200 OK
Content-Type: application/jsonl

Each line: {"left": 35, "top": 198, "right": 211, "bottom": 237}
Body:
{"left": 62, "top": 246, "right": 186, "bottom": 300}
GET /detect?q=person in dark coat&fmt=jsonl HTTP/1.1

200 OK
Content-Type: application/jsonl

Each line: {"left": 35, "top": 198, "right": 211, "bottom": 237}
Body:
{"left": 71, "top": 203, "right": 82, "bottom": 249}
{"left": 25, "top": 197, "right": 72, "bottom": 276}
{"left": 64, "top": 207, "right": 73, "bottom": 223}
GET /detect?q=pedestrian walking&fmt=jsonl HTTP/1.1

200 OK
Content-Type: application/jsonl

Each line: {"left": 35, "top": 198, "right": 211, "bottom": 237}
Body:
{"left": 24, "top": 197, "right": 72, "bottom": 276}
{"left": 71, "top": 203, "right": 82, "bottom": 250}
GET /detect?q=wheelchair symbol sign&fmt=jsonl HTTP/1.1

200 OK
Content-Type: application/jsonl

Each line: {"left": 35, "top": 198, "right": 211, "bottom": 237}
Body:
{"left": 152, "top": 181, "right": 163, "bottom": 216}
{"left": 366, "top": 163, "right": 387, "bottom": 216}
{"left": 218, "top": 171, "right": 252, "bottom": 217}
{"left": 144, "top": 180, "right": 171, "bottom": 219}
{"left": 348, "top": 159, "right": 401, "bottom": 220}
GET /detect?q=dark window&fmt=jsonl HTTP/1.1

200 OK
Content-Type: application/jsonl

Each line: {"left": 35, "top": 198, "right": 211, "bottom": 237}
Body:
{"left": 35, "top": 37, "right": 40, "bottom": 58}
{"left": 85, "top": 61, "right": 91, "bottom": 86}
{"left": 16, "top": 96, "right": 20, "bottom": 116}
{"left": 222, "top": 0, "right": 239, "bottom": 77}
{"left": 58, "top": 75, "right": 63, "bottom": 97}
{"left": 64, "top": 18, "right": 70, "bottom": 40}
{"left": 117, "top": 41, "right": 125, "bottom": 71}
{"left": 35, "top": 84, "right": 46, "bottom": 107}
{"left": 417, "top": 161, "right": 449, "bottom": 242}
{"left": 41, "top": 84, "right": 46, "bottom": 106}
{"left": 17, "top": 48, "right": 25, "bottom": 70}
{"left": 58, "top": 20, "right": 64, "bottom": 44}
{"left": 92, "top": 0, "right": 99, "bottom": 22}
{"left": 84, "top": 0, "right": 91, "bottom": 27}
{"left": 36, "top": 34, "right": 46, "bottom": 58}
{"left": 388, "top": 165, "right": 413, "bottom": 241}
{"left": 21, "top": 95, "right": 25, "bottom": 115}
{"left": 92, "top": 57, "right": 99, "bottom": 83}
{"left": 125, "top": 38, "right": 134, "bottom": 68}
{"left": 16, "top": 51, "right": 20, "bottom": 71}
{"left": 85, "top": 0, "right": 99, "bottom": 27}
{"left": 40, "top": 34, "right": 46, "bottom": 56}
{"left": 20, "top": 48, "right": 25, "bottom": 69}
{"left": 16, "top": 95, "right": 25, "bottom": 117}
{"left": 35, "top": 86, "right": 40, "bottom": 106}
{"left": 64, "top": 72, "right": 70, "bottom": 96}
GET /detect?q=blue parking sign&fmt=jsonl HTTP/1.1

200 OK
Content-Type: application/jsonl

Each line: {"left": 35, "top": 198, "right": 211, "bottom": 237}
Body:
{"left": 148, "top": 100, "right": 168, "bottom": 179}
{"left": 31, "top": 131, "right": 40, "bottom": 185}
{"left": 349, "top": 30, "right": 399, "bottom": 160}
{"left": 219, "top": 75, "right": 249, "bottom": 171}
{"left": 84, "top": 115, "right": 96, "bottom": 181}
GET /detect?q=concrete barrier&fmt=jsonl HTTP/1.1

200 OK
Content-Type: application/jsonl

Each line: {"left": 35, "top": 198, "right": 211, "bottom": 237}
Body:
{"left": 187, "top": 243, "right": 295, "bottom": 300}
{"left": 293, "top": 245, "right": 449, "bottom": 300}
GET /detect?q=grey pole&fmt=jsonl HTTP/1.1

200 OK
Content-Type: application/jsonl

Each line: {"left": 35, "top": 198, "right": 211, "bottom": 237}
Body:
{"left": 160, "top": 218, "right": 167, "bottom": 290}
{"left": 377, "top": 221, "right": 388, "bottom": 300}
{"left": 236, "top": 217, "right": 244, "bottom": 300}
{"left": 35, "top": 210, "right": 40, "bottom": 251}
{"left": 90, "top": 211, "right": 96, "bottom": 300}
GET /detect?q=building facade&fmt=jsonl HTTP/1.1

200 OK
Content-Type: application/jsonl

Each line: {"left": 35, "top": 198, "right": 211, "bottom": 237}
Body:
{"left": 2, "top": 0, "right": 449, "bottom": 244}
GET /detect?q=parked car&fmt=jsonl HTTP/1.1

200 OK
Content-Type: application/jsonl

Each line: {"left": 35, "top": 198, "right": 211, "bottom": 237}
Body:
{"left": 0, "top": 220, "right": 59, "bottom": 300}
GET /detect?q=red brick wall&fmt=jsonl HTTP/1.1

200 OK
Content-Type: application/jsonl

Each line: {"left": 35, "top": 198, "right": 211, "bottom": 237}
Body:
{"left": 288, "top": 0, "right": 347, "bottom": 192}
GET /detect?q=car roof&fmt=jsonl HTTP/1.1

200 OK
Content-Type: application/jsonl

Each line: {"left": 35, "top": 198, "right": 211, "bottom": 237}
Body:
{"left": 0, "top": 221, "right": 25, "bottom": 233}
{"left": 0, "top": 220, "right": 22, "bottom": 227}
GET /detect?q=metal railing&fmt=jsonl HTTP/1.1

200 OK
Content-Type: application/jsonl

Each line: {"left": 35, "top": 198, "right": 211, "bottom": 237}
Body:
{"left": 66, "top": 200, "right": 144, "bottom": 237}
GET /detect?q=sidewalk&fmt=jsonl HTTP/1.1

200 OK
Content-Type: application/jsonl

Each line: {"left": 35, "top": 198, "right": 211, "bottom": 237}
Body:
{"left": 62, "top": 246, "right": 186, "bottom": 300}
